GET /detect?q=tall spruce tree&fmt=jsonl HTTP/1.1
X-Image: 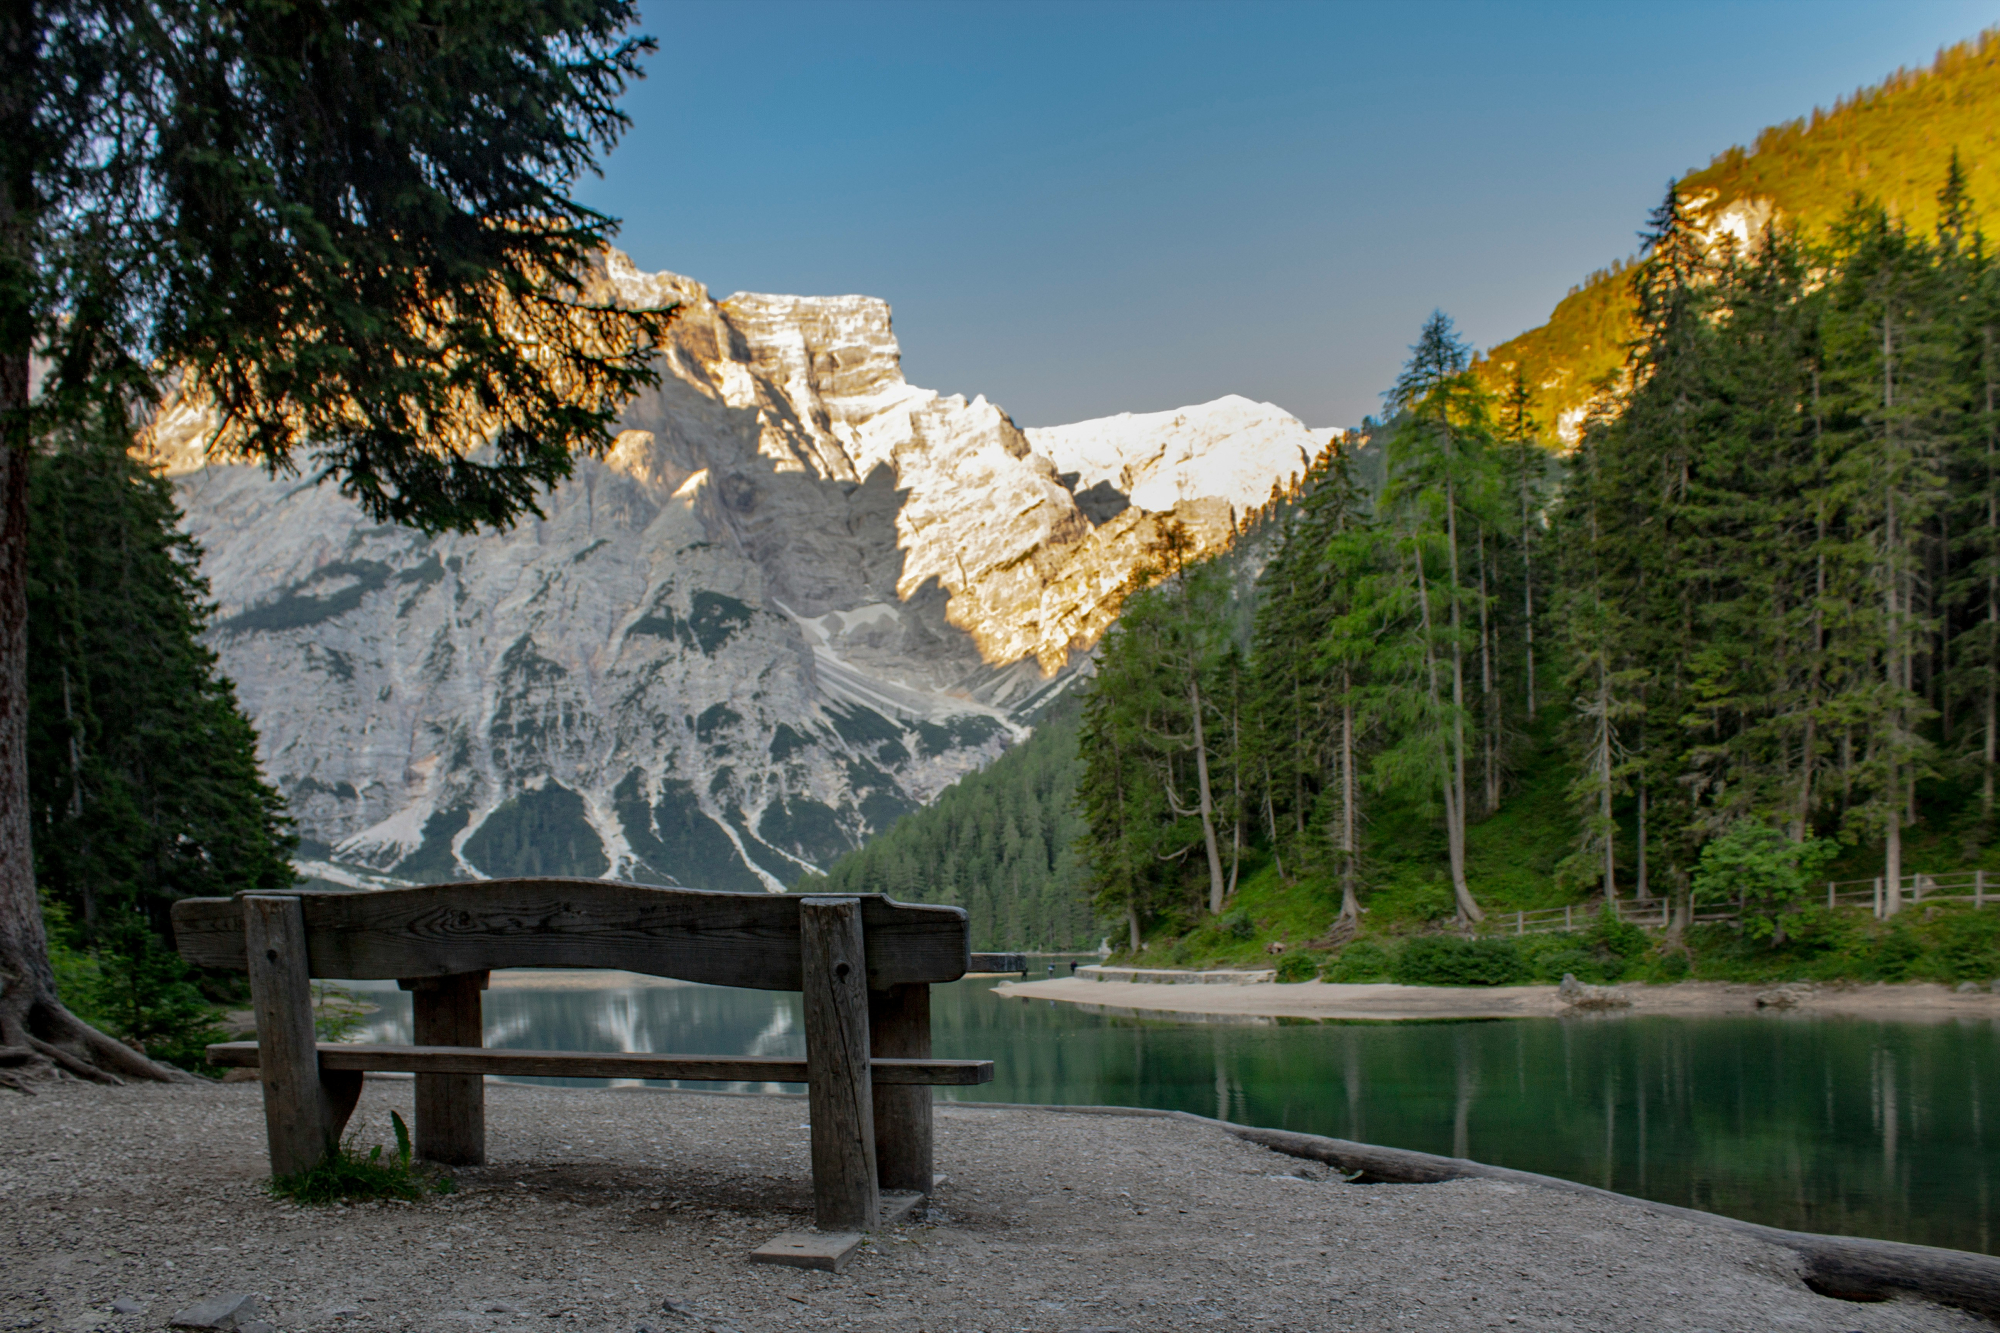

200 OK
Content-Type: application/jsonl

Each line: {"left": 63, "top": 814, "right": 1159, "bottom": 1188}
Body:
{"left": 2, "top": 2, "right": 671, "bottom": 1085}
{"left": 1381, "top": 312, "right": 1494, "bottom": 923}
{"left": 26, "top": 425, "right": 294, "bottom": 1071}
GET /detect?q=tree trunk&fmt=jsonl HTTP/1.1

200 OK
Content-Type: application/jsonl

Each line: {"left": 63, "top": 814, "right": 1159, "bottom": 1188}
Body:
{"left": 1336, "top": 688, "right": 1360, "bottom": 922}
{"left": 1521, "top": 460, "right": 1537, "bottom": 721}
{"left": 1598, "top": 660, "right": 1616, "bottom": 904}
{"left": 1477, "top": 528, "right": 1497, "bottom": 815}
{"left": 1415, "top": 541, "right": 1480, "bottom": 923}
{"left": 1986, "top": 332, "right": 1997, "bottom": 817}
{"left": 1188, "top": 682, "right": 1226, "bottom": 916}
{"left": 1635, "top": 783, "right": 1649, "bottom": 902}
{"left": 1444, "top": 479, "right": 1474, "bottom": 916}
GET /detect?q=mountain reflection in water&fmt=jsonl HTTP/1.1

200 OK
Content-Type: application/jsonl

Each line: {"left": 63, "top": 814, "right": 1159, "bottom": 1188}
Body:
{"left": 343, "top": 968, "right": 2000, "bottom": 1254}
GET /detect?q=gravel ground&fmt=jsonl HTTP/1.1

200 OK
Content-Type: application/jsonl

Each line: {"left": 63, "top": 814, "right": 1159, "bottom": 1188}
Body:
{"left": 1, "top": 1079, "right": 1987, "bottom": 1333}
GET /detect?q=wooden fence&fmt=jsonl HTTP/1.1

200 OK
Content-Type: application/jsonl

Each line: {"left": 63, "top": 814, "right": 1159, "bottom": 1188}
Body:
{"left": 1490, "top": 869, "right": 1999, "bottom": 936}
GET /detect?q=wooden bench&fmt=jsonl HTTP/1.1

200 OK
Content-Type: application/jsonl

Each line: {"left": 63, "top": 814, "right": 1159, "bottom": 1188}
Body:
{"left": 171, "top": 880, "right": 993, "bottom": 1234}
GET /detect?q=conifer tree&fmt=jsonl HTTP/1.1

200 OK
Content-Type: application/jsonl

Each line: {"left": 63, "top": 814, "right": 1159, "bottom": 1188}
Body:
{"left": 1822, "top": 201, "right": 1953, "bottom": 913}
{"left": 24, "top": 424, "right": 294, "bottom": 1071}
{"left": 1, "top": 2, "right": 670, "bottom": 1084}
{"left": 1381, "top": 312, "right": 1494, "bottom": 923}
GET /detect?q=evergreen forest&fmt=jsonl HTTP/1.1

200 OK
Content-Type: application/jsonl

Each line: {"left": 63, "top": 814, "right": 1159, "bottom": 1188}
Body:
{"left": 800, "top": 695, "right": 1098, "bottom": 951}
{"left": 831, "top": 163, "right": 2000, "bottom": 987}
{"left": 26, "top": 426, "right": 297, "bottom": 1069}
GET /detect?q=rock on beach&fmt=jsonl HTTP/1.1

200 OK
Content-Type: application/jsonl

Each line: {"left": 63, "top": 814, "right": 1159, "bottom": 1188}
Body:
{"left": 0, "top": 1079, "right": 1984, "bottom": 1332}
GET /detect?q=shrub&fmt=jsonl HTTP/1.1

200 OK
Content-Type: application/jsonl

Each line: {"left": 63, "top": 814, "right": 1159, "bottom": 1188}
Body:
{"left": 1221, "top": 908, "right": 1256, "bottom": 942}
{"left": 1692, "top": 820, "right": 1838, "bottom": 945}
{"left": 1393, "top": 935, "right": 1526, "bottom": 986}
{"left": 1924, "top": 910, "right": 2000, "bottom": 982}
{"left": 1586, "top": 906, "right": 1651, "bottom": 962}
{"left": 1523, "top": 942, "right": 1600, "bottom": 983}
{"left": 1324, "top": 939, "right": 1391, "bottom": 982}
{"left": 1274, "top": 951, "right": 1320, "bottom": 983}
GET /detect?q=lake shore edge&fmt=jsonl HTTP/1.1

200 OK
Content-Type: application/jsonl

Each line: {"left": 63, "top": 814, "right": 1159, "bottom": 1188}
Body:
{"left": 992, "top": 975, "right": 2000, "bottom": 1023}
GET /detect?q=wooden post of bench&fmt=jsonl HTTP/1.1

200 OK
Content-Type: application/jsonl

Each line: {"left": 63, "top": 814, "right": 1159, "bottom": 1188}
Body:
{"left": 400, "top": 971, "right": 489, "bottom": 1166}
{"left": 870, "top": 982, "right": 933, "bottom": 1195}
{"left": 801, "top": 896, "right": 879, "bottom": 1231}
{"left": 244, "top": 895, "right": 330, "bottom": 1178}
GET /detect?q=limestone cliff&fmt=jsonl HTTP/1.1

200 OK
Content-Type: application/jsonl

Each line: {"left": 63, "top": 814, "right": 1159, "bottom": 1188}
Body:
{"left": 151, "top": 254, "right": 1321, "bottom": 891}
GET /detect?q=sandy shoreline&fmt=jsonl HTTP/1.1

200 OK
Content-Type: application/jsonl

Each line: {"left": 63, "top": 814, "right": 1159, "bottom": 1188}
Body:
{"left": 4, "top": 1079, "right": 1988, "bottom": 1332}
{"left": 991, "top": 976, "right": 2000, "bottom": 1023}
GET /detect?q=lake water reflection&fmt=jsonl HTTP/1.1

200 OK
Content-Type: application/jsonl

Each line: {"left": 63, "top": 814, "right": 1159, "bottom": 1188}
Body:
{"left": 343, "top": 969, "right": 2000, "bottom": 1254}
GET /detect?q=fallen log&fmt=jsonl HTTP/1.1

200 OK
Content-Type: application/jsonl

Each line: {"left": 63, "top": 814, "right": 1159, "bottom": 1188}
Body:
{"left": 944, "top": 1099, "right": 2000, "bottom": 1318}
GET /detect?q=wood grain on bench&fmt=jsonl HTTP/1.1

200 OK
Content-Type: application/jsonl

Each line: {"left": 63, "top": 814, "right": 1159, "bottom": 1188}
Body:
{"left": 171, "top": 880, "right": 969, "bottom": 990}
{"left": 203, "top": 1041, "right": 996, "bottom": 1085}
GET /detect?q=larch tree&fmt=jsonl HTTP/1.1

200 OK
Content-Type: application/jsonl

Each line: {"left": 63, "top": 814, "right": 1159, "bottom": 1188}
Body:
{"left": 2, "top": 1, "right": 673, "bottom": 1087}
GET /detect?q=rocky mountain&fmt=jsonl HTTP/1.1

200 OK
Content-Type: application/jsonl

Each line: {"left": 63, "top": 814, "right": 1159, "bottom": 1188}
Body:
{"left": 148, "top": 253, "right": 1321, "bottom": 893}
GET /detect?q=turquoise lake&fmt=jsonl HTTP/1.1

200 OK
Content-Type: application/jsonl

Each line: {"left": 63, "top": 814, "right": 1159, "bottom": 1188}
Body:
{"left": 342, "top": 968, "right": 2000, "bottom": 1255}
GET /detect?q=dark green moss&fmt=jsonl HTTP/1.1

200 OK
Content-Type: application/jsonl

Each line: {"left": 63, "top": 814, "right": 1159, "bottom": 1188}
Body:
{"left": 911, "top": 714, "right": 1006, "bottom": 758}
{"left": 696, "top": 703, "right": 742, "bottom": 743}
{"left": 461, "top": 784, "right": 608, "bottom": 879}
{"left": 769, "top": 724, "right": 814, "bottom": 761}
{"left": 216, "top": 559, "right": 395, "bottom": 634}
{"left": 392, "top": 805, "right": 471, "bottom": 882}
{"left": 758, "top": 796, "right": 853, "bottom": 869}
{"left": 612, "top": 769, "right": 765, "bottom": 894}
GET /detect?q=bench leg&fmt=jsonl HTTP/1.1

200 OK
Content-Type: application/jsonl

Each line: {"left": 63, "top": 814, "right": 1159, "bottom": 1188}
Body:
{"left": 403, "top": 972, "right": 489, "bottom": 1166}
{"left": 323, "top": 1067, "right": 364, "bottom": 1142}
{"left": 801, "top": 896, "right": 879, "bottom": 1231}
{"left": 869, "top": 983, "right": 933, "bottom": 1195}
{"left": 243, "top": 895, "right": 330, "bottom": 1178}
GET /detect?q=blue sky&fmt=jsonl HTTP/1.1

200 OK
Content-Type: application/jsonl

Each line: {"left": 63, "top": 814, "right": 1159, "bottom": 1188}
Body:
{"left": 578, "top": 0, "right": 2000, "bottom": 429}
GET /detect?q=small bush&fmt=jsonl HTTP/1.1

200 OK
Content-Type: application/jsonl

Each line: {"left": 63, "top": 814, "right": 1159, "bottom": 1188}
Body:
{"left": 1221, "top": 908, "right": 1256, "bottom": 942}
{"left": 1586, "top": 906, "right": 1651, "bottom": 962}
{"left": 1925, "top": 910, "right": 2000, "bottom": 981}
{"left": 1324, "top": 939, "right": 1391, "bottom": 982}
{"left": 1274, "top": 951, "right": 1320, "bottom": 983}
{"left": 1393, "top": 935, "right": 1527, "bottom": 986}
{"left": 270, "top": 1112, "right": 455, "bottom": 1205}
{"left": 1523, "top": 942, "right": 1601, "bottom": 983}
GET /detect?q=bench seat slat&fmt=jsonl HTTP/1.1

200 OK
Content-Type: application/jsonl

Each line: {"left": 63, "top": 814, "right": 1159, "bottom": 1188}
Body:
{"left": 204, "top": 1042, "right": 994, "bottom": 1086}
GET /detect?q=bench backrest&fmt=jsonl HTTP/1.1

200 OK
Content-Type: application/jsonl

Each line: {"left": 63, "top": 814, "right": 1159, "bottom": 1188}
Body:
{"left": 170, "top": 878, "right": 969, "bottom": 991}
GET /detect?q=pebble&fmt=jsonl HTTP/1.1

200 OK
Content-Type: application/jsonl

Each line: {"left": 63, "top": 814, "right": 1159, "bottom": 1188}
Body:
{"left": 165, "top": 1294, "right": 260, "bottom": 1330}
{"left": 107, "top": 1302, "right": 141, "bottom": 1317}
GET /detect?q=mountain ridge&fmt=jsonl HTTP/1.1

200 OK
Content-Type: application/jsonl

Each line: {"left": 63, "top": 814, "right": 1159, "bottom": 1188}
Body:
{"left": 1482, "top": 26, "right": 2000, "bottom": 440}
{"left": 151, "top": 254, "right": 1322, "bottom": 893}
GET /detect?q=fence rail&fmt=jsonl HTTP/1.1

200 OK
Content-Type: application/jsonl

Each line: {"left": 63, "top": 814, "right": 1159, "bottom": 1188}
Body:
{"left": 1488, "top": 869, "right": 1996, "bottom": 936}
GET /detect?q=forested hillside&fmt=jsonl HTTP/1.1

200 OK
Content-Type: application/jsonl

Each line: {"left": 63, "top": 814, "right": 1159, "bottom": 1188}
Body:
{"left": 798, "top": 695, "right": 1097, "bottom": 950}
{"left": 1486, "top": 28, "right": 2000, "bottom": 436}
{"left": 1068, "top": 170, "right": 2000, "bottom": 984}
{"left": 812, "top": 35, "right": 2000, "bottom": 984}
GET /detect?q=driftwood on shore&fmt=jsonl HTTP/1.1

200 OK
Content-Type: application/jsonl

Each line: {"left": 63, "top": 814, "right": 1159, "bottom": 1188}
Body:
{"left": 949, "top": 1099, "right": 2000, "bottom": 1319}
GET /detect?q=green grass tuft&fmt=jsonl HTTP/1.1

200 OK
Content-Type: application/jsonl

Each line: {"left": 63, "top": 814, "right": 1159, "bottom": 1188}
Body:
{"left": 269, "top": 1111, "right": 456, "bottom": 1205}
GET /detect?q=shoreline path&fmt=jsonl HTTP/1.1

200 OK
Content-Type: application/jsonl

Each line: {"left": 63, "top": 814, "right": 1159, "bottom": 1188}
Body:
{"left": 991, "top": 977, "right": 2000, "bottom": 1023}
{"left": 3, "top": 1080, "right": 1988, "bottom": 1332}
